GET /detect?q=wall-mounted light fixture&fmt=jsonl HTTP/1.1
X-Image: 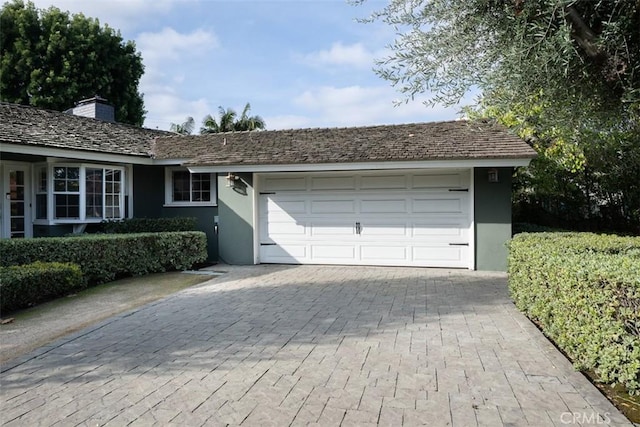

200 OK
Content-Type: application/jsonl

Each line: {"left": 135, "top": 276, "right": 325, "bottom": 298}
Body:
{"left": 226, "top": 173, "right": 240, "bottom": 188}
{"left": 488, "top": 168, "right": 499, "bottom": 183}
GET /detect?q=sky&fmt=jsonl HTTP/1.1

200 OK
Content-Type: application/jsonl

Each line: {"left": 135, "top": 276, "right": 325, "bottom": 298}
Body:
{"left": 28, "top": 0, "right": 472, "bottom": 131}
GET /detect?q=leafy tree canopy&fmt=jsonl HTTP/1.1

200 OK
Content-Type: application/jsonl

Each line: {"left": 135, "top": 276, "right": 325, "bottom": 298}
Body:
{"left": 201, "top": 103, "right": 266, "bottom": 134}
{"left": 358, "top": 0, "right": 639, "bottom": 126}
{"left": 1, "top": 0, "right": 145, "bottom": 125}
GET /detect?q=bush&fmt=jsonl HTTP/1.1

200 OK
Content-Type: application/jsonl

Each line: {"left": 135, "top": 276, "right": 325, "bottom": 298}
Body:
{"left": 0, "top": 262, "right": 84, "bottom": 313}
{"left": 100, "top": 217, "right": 198, "bottom": 234}
{"left": 0, "top": 232, "right": 208, "bottom": 285}
{"left": 509, "top": 233, "right": 640, "bottom": 395}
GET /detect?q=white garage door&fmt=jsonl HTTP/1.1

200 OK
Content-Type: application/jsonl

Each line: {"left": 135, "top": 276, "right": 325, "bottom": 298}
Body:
{"left": 258, "top": 170, "right": 472, "bottom": 268}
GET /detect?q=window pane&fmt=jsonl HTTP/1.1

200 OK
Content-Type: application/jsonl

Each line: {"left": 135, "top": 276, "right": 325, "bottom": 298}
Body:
{"left": 37, "top": 167, "right": 48, "bottom": 192}
{"left": 36, "top": 194, "right": 47, "bottom": 219}
{"left": 191, "top": 173, "right": 211, "bottom": 202}
{"left": 54, "top": 194, "right": 80, "bottom": 219}
{"left": 85, "top": 168, "right": 103, "bottom": 218}
{"left": 173, "top": 171, "right": 191, "bottom": 202}
{"left": 104, "top": 169, "right": 123, "bottom": 219}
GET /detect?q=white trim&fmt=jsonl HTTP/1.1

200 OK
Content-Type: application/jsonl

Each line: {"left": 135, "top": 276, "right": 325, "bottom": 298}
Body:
{"left": 468, "top": 168, "right": 476, "bottom": 270}
{"left": 164, "top": 167, "right": 218, "bottom": 207}
{"left": 252, "top": 172, "right": 260, "bottom": 265}
{"left": 0, "top": 143, "right": 155, "bottom": 165}
{"left": 187, "top": 158, "right": 532, "bottom": 174}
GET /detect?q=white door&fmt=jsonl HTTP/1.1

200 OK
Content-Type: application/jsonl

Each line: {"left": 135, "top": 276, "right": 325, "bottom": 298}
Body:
{"left": 1, "top": 163, "right": 32, "bottom": 238}
{"left": 258, "top": 170, "right": 472, "bottom": 268}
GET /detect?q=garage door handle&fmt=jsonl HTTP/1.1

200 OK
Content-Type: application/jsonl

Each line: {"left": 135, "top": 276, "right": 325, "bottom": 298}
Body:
{"left": 449, "top": 243, "right": 469, "bottom": 246}
{"left": 355, "top": 222, "right": 361, "bottom": 235}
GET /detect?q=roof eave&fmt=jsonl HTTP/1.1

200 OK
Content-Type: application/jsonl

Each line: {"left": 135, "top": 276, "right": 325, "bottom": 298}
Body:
{"left": 186, "top": 157, "right": 535, "bottom": 173}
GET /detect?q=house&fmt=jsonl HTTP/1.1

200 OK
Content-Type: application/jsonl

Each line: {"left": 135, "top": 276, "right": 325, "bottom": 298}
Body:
{"left": 0, "top": 99, "right": 536, "bottom": 271}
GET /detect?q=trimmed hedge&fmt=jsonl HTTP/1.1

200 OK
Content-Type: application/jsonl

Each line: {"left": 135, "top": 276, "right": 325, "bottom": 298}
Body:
{"left": 509, "top": 232, "right": 640, "bottom": 395}
{"left": 0, "top": 232, "right": 208, "bottom": 285}
{"left": 100, "top": 217, "right": 198, "bottom": 234}
{"left": 0, "top": 262, "right": 84, "bottom": 312}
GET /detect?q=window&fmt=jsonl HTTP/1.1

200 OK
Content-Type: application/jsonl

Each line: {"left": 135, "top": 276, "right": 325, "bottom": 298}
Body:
{"left": 35, "top": 166, "right": 48, "bottom": 220}
{"left": 53, "top": 166, "right": 80, "bottom": 219}
{"left": 165, "top": 168, "right": 216, "bottom": 206}
{"left": 37, "top": 164, "right": 125, "bottom": 222}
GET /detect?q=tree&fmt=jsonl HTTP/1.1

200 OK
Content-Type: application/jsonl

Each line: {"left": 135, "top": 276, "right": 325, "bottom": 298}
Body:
{"left": 170, "top": 117, "right": 195, "bottom": 135}
{"left": 200, "top": 103, "right": 266, "bottom": 134}
{"left": 358, "top": 0, "right": 638, "bottom": 123}
{"left": 1, "top": 0, "right": 145, "bottom": 125}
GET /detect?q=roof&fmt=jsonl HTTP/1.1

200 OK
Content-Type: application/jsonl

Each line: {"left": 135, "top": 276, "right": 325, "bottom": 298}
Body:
{"left": 153, "top": 120, "right": 536, "bottom": 167}
{"left": 0, "top": 102, "right": 169, "bottom": 157}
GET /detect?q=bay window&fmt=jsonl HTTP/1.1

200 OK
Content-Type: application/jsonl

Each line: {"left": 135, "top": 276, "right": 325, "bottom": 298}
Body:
{"left": 36, "top": 164, "right": 125, "bottom": 222}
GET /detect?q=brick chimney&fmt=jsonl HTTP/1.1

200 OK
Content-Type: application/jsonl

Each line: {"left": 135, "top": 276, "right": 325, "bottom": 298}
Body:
{"left": 65, "top": 95, "right": 115, "bottom": 122}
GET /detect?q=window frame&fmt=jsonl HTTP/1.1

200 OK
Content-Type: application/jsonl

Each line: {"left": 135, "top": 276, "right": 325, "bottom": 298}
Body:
{"left": 164, "top": 167, "right": 217, "bottom": 207}
{"left": 33, "top": 162, "right": 126, "bottom": 224}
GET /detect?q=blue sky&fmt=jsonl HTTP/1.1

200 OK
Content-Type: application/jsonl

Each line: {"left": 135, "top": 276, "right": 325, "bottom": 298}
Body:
{"left": 30, "top": 0, "right": 471, "bottom": 131}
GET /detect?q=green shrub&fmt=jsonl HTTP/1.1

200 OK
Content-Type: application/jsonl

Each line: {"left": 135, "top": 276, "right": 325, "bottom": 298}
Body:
{"left": 0, "top": 232, "right": 208, "bottom": 285}
{"left": 509, "top": 232, "right": 640, "bottom": 395}
{"left": 0, "top": 262, "right": 84, "bottom": 313}
{"left": 100, "top": 217, "right": 198, "bottom": 234}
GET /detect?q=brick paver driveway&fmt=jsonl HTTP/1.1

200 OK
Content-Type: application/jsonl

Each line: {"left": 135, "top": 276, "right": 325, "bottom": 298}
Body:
{"left": 0, "top": 265, "right": 631, "bottom": 426}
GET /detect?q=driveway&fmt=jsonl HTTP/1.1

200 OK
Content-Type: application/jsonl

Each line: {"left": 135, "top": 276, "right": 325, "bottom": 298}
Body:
{"left": 0, "top": 265, "right": 631, "bottom": 426}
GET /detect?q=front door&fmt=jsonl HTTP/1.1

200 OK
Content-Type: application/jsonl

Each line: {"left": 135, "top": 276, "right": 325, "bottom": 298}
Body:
{"left": 2, "top": 164, "right": 32, "bottom": 238}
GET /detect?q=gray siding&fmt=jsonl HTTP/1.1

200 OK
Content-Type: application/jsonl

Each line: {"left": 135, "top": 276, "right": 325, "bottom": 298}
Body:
{"left": 217, "top": 173, "right": 254, "bottom": 264}
{"left": 132, "top": 165, "right": 219, "bottom": 261}
{"left": 474, "top": 167, "right": 513, "bottom": 271}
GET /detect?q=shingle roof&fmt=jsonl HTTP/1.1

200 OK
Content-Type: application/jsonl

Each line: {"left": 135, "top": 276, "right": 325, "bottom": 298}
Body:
{"left": 0, "top": 102, "right": 169, "bottom": 157}
{"left": 153, "top": 120, "right": 536, "bottom": 166}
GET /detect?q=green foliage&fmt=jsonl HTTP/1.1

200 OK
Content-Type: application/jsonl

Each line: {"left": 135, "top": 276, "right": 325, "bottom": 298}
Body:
{"left": 509, "top": 233, "right": 640, "bottom": 394}
{"left": 0, "top": 232, "right": 208, "bottom": 285}
{"left": 359, "top": 0, "right": 639, "bottom": 123}
{"left": 0, "top": 262, "right": 84, "bottom": 313}
{"left": 200, "top": 103, "right": 266, "bottom": 134}
{"left": 101, "top": 217, "right": 199, "bottom": 234}
{"left": 0, "top": 0, "right": 145, "bottom": 125}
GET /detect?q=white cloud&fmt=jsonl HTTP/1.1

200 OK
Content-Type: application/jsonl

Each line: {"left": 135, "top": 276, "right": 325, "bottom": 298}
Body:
{"left": 137, "top": 27, "right": 219, "bottom": 64}
{"left": 143, "top": 92, "right": 212, "bottom": 132}
{"left": 289, "top": 85, "right": 468, "bottom": 128}
{"left": 30, "top": 0, "right": 177, "bottom": 33}
{"left": 299, "top": 42, "right": 379, "bottom": 69}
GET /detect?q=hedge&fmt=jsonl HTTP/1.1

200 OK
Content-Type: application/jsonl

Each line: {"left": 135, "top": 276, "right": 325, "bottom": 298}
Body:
{"left": 509, "top": 232, "right": 640, "bottom": 395}
{"left": 0, "top": 231, "right": 208, "bottom": 285}
{"left": 0, "top": 262, "right": 84, "bottom": 312}
{"left": 100, "top": 217, "right": 198, "bottom": 234}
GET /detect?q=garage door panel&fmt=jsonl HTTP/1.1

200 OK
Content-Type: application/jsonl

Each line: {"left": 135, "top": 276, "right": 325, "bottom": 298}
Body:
{"left": 413, "top": 246, "right": 467, "bottom": 262}
{"left": 361, "top": 175, "right": 406, "bottom": 189}
{"left": 361, "top": 198, "right": 407, "bottom": 213}
{"left": 310, "top": 221, "right": 356, "bottom": 237}
{"left": 412, "top": 222, "right": 468, "bottom": 238}
{"left": 359, "top": 223, "right": 408, "bottom": 237}
{"left": 361, "top": 245, "right": 407, "bottom": 261}
{"left": 413, "top": 197, "right": 465, "bottom": 214}
{"left": 412, "top": 173, "right": 465, "bottom": 189}
{"left": 264, "top": 199, "right": 307, "bottom": 214}
{"left": 261, "top": 220, "right": 306, "bottom": 237}
{"left": 311, "top": 176, "right": 356, "bottom": 190}
{"left": 261, "top": 244, "right": 307, "bottom": 261}
{"left": 311, "top": 199, "right": 355, "bottom": 214}
{"left": 311, "top": 245, "right": 356, "bottom": 259}
{"left": 263, "top": 177, "right": 307, "bottom": 191}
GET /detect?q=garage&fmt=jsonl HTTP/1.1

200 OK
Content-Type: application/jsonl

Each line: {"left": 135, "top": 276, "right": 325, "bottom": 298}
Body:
{"left": 258, "top": 170, "right": 472, "bottom": 268}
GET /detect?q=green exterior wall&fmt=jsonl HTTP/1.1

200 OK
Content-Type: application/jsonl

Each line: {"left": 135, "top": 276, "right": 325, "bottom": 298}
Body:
{"left": 474, "top": 167, "right": 513, "bottom": 271}
{"left": 217, "top": 173, "right": 254, "bottom": 264}
{"left": 132, "top": 165, "right": 219, "bottom": 261}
